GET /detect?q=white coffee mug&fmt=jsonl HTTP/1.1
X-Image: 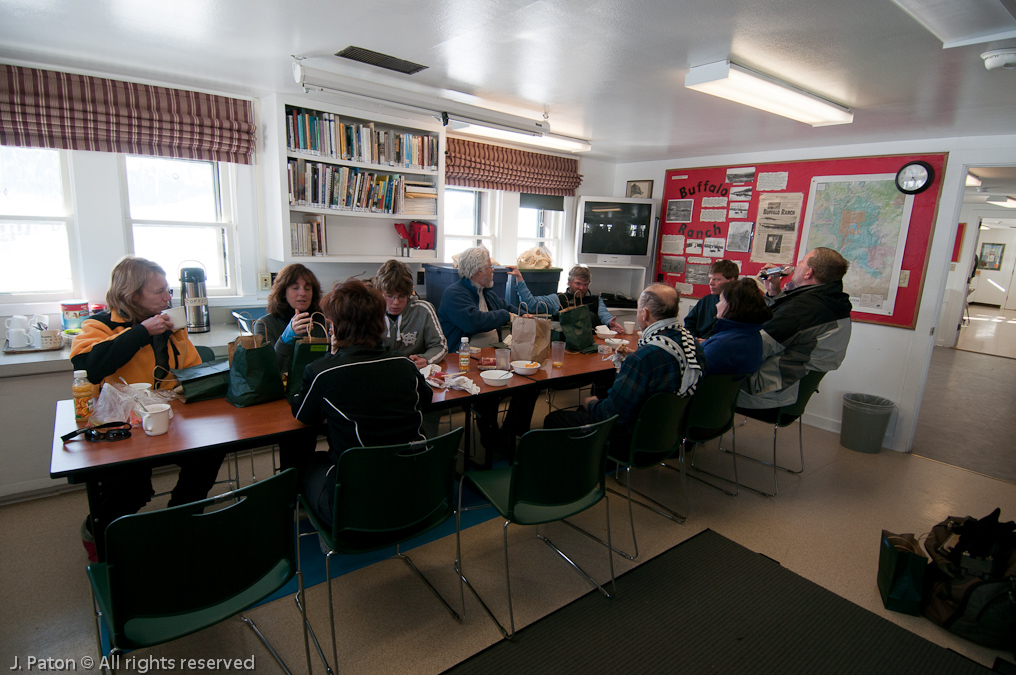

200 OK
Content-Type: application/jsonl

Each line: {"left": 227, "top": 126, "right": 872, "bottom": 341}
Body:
{"left": 623, "top": 321, "right": 636, "bottom": 335}
{"left": 141, "top": 403, "right": 173, "bottom": 436}
{"left": 5, "top": 315, "right": 29, "bottom": 331}
{"left": 7, "top": 328, "right": 30, "bottom": 348}
{"left": 30, "top": 314, "right": 49, "bottom": 330}
{"left": 161, "top": 306, "right": 187, "bottom": 330}
{"left": 28, "top": 328, "right": 42, "bottom": 348}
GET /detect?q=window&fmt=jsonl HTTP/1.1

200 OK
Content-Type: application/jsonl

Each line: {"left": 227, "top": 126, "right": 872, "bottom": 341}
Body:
{"left": 124, "top": 155, "right": 237, "bottom": 295}
{"left": 0, "top": 147, "right": 75, "bottom": 301}
{"left": 443, "top": 188, "right": 496, "bottom": 261}
{"left": 517, "top": 206, "right": 563, "bottom": 263}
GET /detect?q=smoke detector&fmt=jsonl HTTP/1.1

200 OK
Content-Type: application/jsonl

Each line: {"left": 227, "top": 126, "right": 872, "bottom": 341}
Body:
{"left": 981, "top": 49, "right": 1016, "bottom": 70}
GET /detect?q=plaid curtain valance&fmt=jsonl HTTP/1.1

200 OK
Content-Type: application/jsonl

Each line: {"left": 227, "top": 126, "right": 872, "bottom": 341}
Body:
{"left": 445, "top": 137, "right": 582, "bottom": 196}
{"left": 0, "top": 65, "right": 256, "bottom": 164}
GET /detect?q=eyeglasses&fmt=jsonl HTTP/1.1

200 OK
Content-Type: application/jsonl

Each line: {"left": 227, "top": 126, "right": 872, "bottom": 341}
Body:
{"left": 61, "top": 421, "right": 132, "bottom": 443}
{"left": 382, "top": 293, "right": 409, "bottom": 302}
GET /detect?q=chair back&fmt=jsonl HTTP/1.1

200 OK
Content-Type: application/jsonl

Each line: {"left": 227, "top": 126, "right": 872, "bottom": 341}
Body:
{"left": 681, "top": 374, "right": 743, "bottom": 444}
{"left": 775, "top": 370, "right": 826, "bottom": 426}
{"left": 625, "top": 393, "right": 691, "bottom": 469}
{"left": 508, "top": 416, "right": 617, "bottom": 525}
{"left": 330, "top": 427, "right": 463, "bottom": 553}
{"left": 99, "top": 468, "right": 299, "bottom": 647}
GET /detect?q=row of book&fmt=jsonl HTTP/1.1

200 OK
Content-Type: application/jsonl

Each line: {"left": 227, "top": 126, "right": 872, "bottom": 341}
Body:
{"left": 286, "top": 106, "right": 438, "bottom": 170}
{"left": 290, "top": 218, "right": 327, "bottom": 257}
{"left": 288, "top": 158, "right": 437, "bottom": 215}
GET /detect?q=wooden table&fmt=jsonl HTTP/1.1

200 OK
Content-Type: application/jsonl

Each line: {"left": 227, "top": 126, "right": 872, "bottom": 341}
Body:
{"left": 51, "top": 336, "right": 623, "bottom": 558}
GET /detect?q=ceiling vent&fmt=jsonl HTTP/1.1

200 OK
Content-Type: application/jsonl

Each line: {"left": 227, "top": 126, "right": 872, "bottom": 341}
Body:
{"left": 334, "top": 46, "right": 428, "bottom": 75}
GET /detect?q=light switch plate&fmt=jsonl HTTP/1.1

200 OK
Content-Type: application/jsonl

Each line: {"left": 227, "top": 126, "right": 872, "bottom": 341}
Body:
{"left": 898, "top": 270, "right": 910, "bottom": 288}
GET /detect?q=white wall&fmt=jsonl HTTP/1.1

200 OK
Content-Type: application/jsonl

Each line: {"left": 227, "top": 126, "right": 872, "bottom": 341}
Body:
{"left": 968, "top": 226, "right": 1016, "bottom": 306}
{"left": 611, "top": 135, "right": 1016, "bottom": 452}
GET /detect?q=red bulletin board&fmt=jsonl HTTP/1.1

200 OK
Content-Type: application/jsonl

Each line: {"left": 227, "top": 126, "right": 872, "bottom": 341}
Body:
{"left": 655, "top": 153, "right": 948, "bottom": 329}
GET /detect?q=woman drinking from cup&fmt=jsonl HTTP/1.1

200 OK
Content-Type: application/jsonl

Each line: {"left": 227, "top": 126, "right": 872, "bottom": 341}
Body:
{"left": 70, "top": 256, "right": 223, "bottom": 562}
{"left": 254, "top": 263, "right": 325, "bottom": 374}
{"left": 291, "top": 278, "right": 432, "bottom": 528}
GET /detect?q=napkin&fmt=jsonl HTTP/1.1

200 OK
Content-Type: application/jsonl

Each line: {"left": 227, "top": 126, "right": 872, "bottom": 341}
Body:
{"left": 419, "top": 364, "right": 441, "bottom": 378}
{"left": 446, "top": 375, "right": 481, "bottom": 395}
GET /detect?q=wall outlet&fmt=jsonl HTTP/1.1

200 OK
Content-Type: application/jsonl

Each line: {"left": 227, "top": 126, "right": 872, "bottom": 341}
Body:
{"left": 258, "top": 273, "right": 272, "bottom": 291}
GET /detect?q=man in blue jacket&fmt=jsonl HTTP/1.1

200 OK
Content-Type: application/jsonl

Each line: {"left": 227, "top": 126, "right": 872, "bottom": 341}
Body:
{"left": 437, "top": 247, "right": 537, "bottom": 459}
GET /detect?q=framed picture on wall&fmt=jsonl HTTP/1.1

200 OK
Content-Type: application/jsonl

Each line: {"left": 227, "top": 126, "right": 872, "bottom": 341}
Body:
{"left": 626, "top": 180, "right": 653, "bottom": 198}
{"left": 978, "top": 242, "right": 1005, "bottom": 271}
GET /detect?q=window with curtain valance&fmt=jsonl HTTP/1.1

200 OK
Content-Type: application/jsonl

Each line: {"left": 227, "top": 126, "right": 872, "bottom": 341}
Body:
{"left": 445, "top": 137, "right": 582, "bottom": 196}
{"left": 0, "top": 65, "right": 256, "bottom": 164}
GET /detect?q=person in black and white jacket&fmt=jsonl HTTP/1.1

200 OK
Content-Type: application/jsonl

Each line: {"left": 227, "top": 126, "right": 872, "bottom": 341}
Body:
{"left": 374, "top": 259, "right": 447, "bottom": 366}
{"left": 292, "top": 278, "right": 432, "bottom": 528}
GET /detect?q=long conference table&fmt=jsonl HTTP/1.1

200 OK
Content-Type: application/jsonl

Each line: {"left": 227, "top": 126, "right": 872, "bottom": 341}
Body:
{"left": 51, "top": 339, "right": 624, "bottom": 559}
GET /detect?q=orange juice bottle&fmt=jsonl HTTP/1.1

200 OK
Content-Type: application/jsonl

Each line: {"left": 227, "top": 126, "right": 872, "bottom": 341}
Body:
{"left": 73, "top": 370, "right": 93, "bottom": 421}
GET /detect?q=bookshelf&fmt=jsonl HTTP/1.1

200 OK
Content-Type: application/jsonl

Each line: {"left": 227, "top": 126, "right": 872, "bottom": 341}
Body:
{"left": 262, "top": 94, "right": 443, "bottom": 263}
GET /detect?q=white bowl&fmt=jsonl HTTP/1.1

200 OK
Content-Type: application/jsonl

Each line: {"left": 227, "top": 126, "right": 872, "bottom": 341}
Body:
{"left": 510, "top": 360, "right": 541, "bottom": 375}
{"left": 604, "top": 338, "right": 628, "bottom": 347}
{"left": 480, "top": 369, "right": 512, "bottom": 386}
{"left": 596, "top": 330, "right": 617, "bottom": 338}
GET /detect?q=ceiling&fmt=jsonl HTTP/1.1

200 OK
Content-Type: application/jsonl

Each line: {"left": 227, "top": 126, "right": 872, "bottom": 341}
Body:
{"left": 1, "top": 0, "right": 1014, "bottom": 167}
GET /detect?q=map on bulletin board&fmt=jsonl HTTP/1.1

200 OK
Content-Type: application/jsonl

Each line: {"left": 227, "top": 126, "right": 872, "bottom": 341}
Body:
{"left": 800, "top": 174, "right": 913, "bottom": 317}
{"left": 656, "top": 153, "right": 947, "bottom": 329}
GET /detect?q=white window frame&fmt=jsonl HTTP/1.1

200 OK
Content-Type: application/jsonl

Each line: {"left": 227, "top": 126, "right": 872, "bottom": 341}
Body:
{"left": 120, "top": 156, "right": 240, "bottom": 297}
{"left": 443, "top": 188, "right": 500, "bottom": 261}
{"left": 517, "top": 205, "right": 563, "bottom": 263}
{"left": 0, "top": 148, "right": 81, "bottom": 305}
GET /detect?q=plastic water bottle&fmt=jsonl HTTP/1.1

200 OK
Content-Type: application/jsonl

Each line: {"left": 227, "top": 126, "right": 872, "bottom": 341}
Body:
{"left": 458, "top": 337, "right": 470, "bottom": 372}
{"left": 73, "top": 370, "right": 93, "bottom": 421}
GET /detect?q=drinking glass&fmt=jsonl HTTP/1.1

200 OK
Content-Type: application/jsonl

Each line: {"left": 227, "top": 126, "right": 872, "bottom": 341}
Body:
{"left": 551, "top": 341, "right": 565, "bottom": 368}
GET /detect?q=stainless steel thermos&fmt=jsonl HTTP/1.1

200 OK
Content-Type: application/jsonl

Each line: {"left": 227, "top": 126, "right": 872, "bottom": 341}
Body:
{"left": 179, "top": 267, "right": 210, "bottom": 333}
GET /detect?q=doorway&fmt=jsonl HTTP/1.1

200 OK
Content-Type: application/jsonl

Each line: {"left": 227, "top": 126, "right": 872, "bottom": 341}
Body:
{"left": 912, "top": 166, "right": 1016, "bottom": 483}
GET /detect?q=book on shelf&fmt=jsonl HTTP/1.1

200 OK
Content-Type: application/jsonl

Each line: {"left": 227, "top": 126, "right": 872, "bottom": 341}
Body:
{"left": 285, "top": 105, "right": 438, "bottom": 170}
{"left": 289, "top": 217, "right": 327, "bottom": 257}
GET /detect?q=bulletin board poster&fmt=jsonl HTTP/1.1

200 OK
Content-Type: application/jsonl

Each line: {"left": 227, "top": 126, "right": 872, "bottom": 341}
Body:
{"left": 655, "top": 154, "right": 947, "bottom": 329}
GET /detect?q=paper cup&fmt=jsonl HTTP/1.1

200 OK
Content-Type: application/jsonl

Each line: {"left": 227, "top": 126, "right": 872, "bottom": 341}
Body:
{"left": 624, "top": 321, "right": 636, "bottom": 334}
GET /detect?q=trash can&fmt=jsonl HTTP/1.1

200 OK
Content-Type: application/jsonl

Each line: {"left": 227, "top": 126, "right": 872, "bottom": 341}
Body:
{"left": 840, "top": 393, "right": 895, "bottom": 453}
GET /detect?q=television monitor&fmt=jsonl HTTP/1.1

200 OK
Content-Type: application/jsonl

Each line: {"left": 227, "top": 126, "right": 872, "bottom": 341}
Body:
{"left": 575, "top": 196, "right": 658, "bottom": 269}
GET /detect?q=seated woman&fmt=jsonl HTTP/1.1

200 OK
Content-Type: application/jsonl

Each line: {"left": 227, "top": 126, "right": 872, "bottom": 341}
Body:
{"left": 700, "top": 278, "right": 772, "bottom": 377}
{"left": 374, "top": 259, "right": 447, "bottom": 366}
{"left": 291, "top": 278, "right": 433, "bottom": 528}
{"left": 254, "top": 263, "right": 324, "bottom": 374}
{"left": 254, "top": 264, "right": 326, "bottom": 470}
{"left": 70, "top": 256, "right": 224, "bottom": 561}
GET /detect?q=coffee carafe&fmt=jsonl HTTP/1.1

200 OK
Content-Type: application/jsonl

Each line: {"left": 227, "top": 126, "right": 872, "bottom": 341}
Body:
{"left": 179, "top": 267, "right": 210, "bottom": 333}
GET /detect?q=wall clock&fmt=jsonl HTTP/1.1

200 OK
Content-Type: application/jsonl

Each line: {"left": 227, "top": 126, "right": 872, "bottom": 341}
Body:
{"left": 895, "top": 160, "right": 934, "bottom": 195}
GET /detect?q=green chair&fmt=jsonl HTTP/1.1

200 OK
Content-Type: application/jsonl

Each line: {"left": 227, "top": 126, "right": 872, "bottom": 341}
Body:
{"left": 195, "top": 345, "right": 216, "bottom": 362}
{"left": 594, "top": 393, "right": 691, "bottom": 561}
{"left": 456, "top": 416, "right": 617, "bottom": 639}
{"left": 86, "top": 468, "right": 310, "bottom": 674}
{"left": 301, "top": 428, "right": 464, "bottom": 672}
{"left": 735, "top": 370, "right": 826, "bottom": 496}
{"left": 669, "top": 374, "right": 745, "bottom": 496}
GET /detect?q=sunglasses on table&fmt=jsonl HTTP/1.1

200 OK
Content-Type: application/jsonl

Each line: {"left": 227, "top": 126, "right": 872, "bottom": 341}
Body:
{"left": 61, "top": 421, "right": 132, "bottom": 443}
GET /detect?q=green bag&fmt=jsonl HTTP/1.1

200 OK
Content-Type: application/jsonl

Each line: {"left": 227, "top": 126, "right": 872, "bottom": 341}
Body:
{"left": 287, "top": 340, "right": 330, "bottom": 404}
{"left": 877, "top": 530, "right": 928, "bottom": 616}
{"left": 558, "top": 300, "right": 596, "bottom": 353}
{"left": 226, "top": 340, "right": 285, "bottom": 408}
{"left": 167, "top": 358, "right": 230, "bottom": 403}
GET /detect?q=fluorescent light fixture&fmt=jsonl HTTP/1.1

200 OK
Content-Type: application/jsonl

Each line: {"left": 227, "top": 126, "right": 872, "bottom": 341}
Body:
{"left": 986, "top": 194, "right": 1013, "bottom": 205}
{"left": 684, "top": 61, "right": 853, "bottom": 127}
{"left": 966, "top": 173, "right": 982, "bottom": 187}
{"left": 891, "top": 0, "right": 1016, "bottom": 48}
{"left": 448, "top": 119, "right": 591, "bottom": 152}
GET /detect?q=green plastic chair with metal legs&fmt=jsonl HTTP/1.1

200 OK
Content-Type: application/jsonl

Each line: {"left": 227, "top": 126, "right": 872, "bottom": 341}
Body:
{"left": 734, "top": 370, "right": 826, "bottom": 496}
{"left": 298, "top": 428, "right": 464, "bottom": 673}
{"left": 455, "top": 416, "right": 618, "bottom": 640}
{"left": 569, "top": 393, "right": 691, "bottom": 561}
{"left": 86, "top": 468, "right": 311, "bottom": 675}
{"left": 667, "top": 374, "right": 745, "bottom": 496}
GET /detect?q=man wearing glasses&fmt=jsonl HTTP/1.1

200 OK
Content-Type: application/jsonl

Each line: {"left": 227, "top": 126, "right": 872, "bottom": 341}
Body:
{"left": 375, "top": 259, "right": 448, "bottom": 366}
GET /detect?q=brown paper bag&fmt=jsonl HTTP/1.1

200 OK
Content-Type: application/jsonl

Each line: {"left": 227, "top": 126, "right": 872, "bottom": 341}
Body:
{"left": 510, "top": 314, "right": 551, "bottom": 364}
{"left": 228, "top": 333, "right": 264, "bottom": 365}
